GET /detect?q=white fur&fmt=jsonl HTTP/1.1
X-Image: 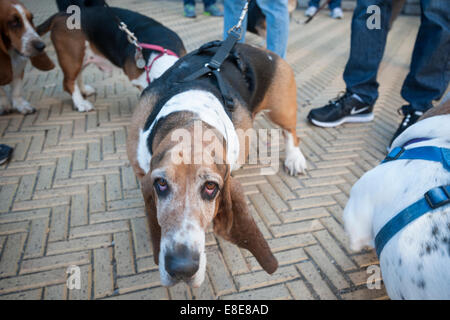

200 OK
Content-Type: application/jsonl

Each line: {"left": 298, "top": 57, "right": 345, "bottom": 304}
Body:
{"left": 131, "top": 53, "right": 179, "bottom": 90}
{"left": 343, "top": 115, "right": 450, "bottom": 299}
{"left": 153, "top": 170, "right": 215, "bottom": 287}
{"left": 72, "top": 83, "right": 93, "bottom": 112}
{"left": 137, "top": 90, "right": 240, "bottom": 174}
{"left": 284, "top": 130, "right": 307, "bottom": 175}
{"left": 0, "top": 50, "right": 35, "bottom": 114}
{"left": 13, "top": 4, "right": 40, "bottom": 57}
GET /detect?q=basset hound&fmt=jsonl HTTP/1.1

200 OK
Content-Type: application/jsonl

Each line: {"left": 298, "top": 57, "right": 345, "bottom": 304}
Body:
{"left": 127, "top": 42, "right": 308, "bottom": 287}
{"left": 344, "top": 98, "right": 450, "bottom": 299}
{"left": 0, "top": 0, "right": 54, "bottom": 114}
{"left": 37, "top": 1, "right": 186, "bottom": 112}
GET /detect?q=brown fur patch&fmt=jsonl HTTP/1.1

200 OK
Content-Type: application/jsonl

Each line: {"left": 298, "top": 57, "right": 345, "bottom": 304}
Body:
{"left": 419, "top": 98, "right": 450, "bottom": 121}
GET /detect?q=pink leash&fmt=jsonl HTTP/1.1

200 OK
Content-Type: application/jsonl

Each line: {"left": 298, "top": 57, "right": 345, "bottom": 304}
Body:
{"left": 138, "top": 43, "right": 178, "bottom": 84}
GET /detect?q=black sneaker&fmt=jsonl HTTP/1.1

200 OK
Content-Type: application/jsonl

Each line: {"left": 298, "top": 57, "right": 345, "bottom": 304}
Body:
{"left": 389, "top": 105, "right": 424, "bottom": 147}
{"left": 307, "top": 92, "right": 374, "bottom": 127}
{"left": 0, "top": 144, "right": 13, "bottom": 165}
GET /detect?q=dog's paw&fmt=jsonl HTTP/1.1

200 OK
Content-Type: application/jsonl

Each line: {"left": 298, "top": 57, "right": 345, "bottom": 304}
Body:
{"left": 0, "top": 100, "right": 12, "bottom": 115}
{"left": 12, "top": 99, "right": 36, "bottom": 114}
{"left": 82, "top": 85, "right": 96, "bottom": 97}
{"left": 74, "top": 99, "right": 94, "bottom": 112}
{"left": 284, "top": 147, "right": 307, "bottom": 176}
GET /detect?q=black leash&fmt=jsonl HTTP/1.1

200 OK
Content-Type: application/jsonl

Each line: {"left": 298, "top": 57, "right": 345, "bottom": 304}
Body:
{"left": 181, "top": 0, "right": 250, "bottom": 119}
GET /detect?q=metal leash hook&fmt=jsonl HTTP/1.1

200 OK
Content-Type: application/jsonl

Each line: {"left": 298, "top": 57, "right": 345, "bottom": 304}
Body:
{"left": 227, "top": 0, "right": 250, "bottom": 39}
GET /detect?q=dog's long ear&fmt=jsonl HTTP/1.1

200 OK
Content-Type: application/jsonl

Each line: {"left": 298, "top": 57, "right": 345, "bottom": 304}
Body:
{"left": 30, "top": 51, "right": 55, "bottom": 71}
{"left": 0, "top": 30, "right": 13, "bottom": 85}
{"left": 141, "top": 174, "right": 161, "bottom": 265}
{"left": 213, "top": 174, "right": 278, "bottom": 274}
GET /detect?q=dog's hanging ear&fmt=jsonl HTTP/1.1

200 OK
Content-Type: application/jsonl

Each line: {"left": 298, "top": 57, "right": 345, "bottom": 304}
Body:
{"left": 0, "top": 29, "right": 13, "bottom": 85}
{"left": 30, "top": 51, "right": 55, "bottom": 71}
{"left": 141, "top": 174, "right": 161, "bottom": 265}
{"left": 213, "top": 174, "right": 278, "bottom": 274}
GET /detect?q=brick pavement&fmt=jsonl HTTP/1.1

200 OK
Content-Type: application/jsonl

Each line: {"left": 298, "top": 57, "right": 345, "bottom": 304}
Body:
{"left": 0, "top": 0, "right": 444, "bottom": 300}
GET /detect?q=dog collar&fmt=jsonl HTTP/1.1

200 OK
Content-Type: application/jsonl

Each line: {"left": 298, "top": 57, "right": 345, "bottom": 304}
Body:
{"left": 375, "top": 146, "right": 450, "bottom": 257}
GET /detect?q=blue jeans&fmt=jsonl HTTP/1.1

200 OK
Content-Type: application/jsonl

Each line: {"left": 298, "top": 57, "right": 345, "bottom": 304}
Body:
{"left": 223, "top": 0, "right": 289, "bottom": 59}
{"left": 344, "top": 0, "right": 450, "bottom": 112}
{"left": 184, "top": 0, "right": 215, "bottom": 7}
{"left": 308, "top": 0, "right": 341, "bottom": 10}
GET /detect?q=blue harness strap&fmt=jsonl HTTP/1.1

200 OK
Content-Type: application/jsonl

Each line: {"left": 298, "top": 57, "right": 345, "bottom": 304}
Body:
{"left": 375, "top": 185, "right": 450, "bottom": 257}
{"left": 382, "top": 146, "right": 450, "bottom": 170}
{"left": 375, "top": 146, "right": 450, "bottom": 257}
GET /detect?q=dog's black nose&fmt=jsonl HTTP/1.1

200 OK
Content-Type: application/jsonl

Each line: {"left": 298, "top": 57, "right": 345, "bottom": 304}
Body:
{"left": 32, "top": 40, "right": 46, "bottom": 52}
{"left": 165, "top": 244, "right": 199, "bottom": 280}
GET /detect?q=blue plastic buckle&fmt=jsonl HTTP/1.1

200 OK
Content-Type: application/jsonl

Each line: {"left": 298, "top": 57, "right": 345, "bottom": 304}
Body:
{"left": 425, "top": 186, "right": 450, "bottom": 209}
{"left": 384, "top": 147, "right": 405, "bottom": 162}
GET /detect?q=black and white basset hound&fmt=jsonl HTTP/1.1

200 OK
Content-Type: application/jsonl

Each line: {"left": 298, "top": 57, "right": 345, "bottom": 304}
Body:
{"left": 36, "top": 0, "right": 186, "bottom": 112}
{"left": 344, "top": 99, "right": 450, "bottom": 299}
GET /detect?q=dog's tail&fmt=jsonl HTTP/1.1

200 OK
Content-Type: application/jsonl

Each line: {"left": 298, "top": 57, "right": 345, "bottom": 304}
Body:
{"left": 36, "top": 13, "right": 64, "bottom": 36}
{"left": 56, "top": 0, "right": 105, "bottom": 12}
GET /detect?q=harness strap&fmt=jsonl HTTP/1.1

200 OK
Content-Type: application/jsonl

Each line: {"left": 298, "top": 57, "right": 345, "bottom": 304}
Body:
{"left": 383, "top": 146, "right": 450, "bottom": 170}
{"left": 182, "top": 30, "right": 242, "bottom": 118}
{"left": 138, "top": 43, "right": 179, "bottom": 84}
{"left": 374, "top": 145, "right": 450, "bottom": 257}
{"left": 375, "top": 185, "right": 450, "bottom": 257}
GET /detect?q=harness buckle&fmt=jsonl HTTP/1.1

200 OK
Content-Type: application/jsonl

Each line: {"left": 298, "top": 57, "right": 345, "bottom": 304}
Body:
{"left": 424, "top": 186, "right": 450, "bottom": 209}
{"left": 383, "top": 147, "right": 405, "bottom": 163}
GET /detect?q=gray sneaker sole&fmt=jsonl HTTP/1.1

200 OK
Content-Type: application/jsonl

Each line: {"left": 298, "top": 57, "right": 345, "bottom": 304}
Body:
{"left": 310, "top": 113, "right": 374, "bottom": 128}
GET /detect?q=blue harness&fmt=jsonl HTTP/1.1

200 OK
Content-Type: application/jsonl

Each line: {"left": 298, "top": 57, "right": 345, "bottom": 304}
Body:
{"left": 374, "top": 145, "right": 450, "bottom": 257}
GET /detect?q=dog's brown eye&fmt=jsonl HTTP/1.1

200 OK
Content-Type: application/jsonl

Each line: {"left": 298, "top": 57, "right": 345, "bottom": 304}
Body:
{"left": 202, "top": 181, "right": 218, "bottom": 200}
{"left": 154, "top": 178, "right": 169, "bottom": 195}
{"left": 9, "top": 16, "right": 21, "bottom": 28}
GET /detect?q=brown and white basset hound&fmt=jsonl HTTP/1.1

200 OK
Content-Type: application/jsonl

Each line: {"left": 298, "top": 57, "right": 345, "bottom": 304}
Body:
{"left": 0, "top": 0, "right": 54, "bottom": 114}
{"left": 127, "top": 42, "right": 308, "bottom": 287}
{"left": 37, "top": 2, "right": 186, "bottom": 112}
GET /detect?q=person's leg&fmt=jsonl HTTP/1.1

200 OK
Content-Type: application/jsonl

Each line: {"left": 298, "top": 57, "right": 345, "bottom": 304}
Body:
{"left": 223, "top": 0, "right": 248, "bottom": 43}
{"left": 400, "top": 0, "right": 450, "bottom": 113}
{"left": 388, "top": 0, "right": 450, "bottom": 146}
{"left": 203, "top": 0, "right": 223, "bottom": 16}
{"left": 184, "top": 0, "right": 196, "bottom": 18}
{"left": 256, "top": 0, "right": 289, "bottom": 59}
{"left": 343, "top": 0, "right": 392, "bottom": 106}
{"left": 330, "top": 0, "right": 343, "bottom": 19}
{"left": 307, "top": 0, "right": 392, "bottom": 127}
{"left": 203, "top": 0, "right": 215, "bottom": 8}
{"left": 329, "top": 0, "right": 342, "bottom": 10}
{"left": 308, "top": 0, "right": 320, "bottom": 8}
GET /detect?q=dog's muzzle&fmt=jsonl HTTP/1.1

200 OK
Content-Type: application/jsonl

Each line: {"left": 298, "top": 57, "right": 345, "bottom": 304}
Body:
{"left": 164, "top": 243, "right": 200, "bottom": 280}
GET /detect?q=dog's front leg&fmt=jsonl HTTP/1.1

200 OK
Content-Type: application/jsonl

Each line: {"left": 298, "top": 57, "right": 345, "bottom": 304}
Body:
{"left": 11, "top": 74, "right": 35, "bottom": 114}
{"left": 0, "top": 87, "right": 12, "bottom": 115}
{"left": 10, "top": 54, "right": 35, "bottom": 114}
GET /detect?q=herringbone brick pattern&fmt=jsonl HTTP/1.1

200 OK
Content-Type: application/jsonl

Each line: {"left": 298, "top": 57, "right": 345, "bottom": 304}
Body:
{"left": 0, "top": 0, "right": 443, "bottom": 300}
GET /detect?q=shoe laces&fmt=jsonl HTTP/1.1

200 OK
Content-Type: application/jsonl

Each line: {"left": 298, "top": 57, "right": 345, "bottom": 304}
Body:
{"left": 328, "top": 91, "right": 349, "bottom": 105}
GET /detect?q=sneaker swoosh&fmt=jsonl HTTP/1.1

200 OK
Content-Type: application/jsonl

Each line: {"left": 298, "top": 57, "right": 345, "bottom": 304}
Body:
{"left": 350, "top": 106, "right": 369, "bottom": 115}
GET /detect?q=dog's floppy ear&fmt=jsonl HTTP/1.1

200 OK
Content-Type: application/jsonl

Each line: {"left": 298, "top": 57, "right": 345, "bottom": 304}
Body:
{"left": 213, "top": 174, "right": 278, "bottom": 274}
{"left": 141, "top": 173, "right": 161, "bottom": 265}
{"left": 0, "top": 30, "right": 13, "bottom": 85}
{"left": 30, "top": 51, "right": 55, "bottom": 71}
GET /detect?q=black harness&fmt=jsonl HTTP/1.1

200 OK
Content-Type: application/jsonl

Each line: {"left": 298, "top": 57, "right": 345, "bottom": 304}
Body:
{"left": 143, "top": 30, "right": 246, "bottom": 154}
